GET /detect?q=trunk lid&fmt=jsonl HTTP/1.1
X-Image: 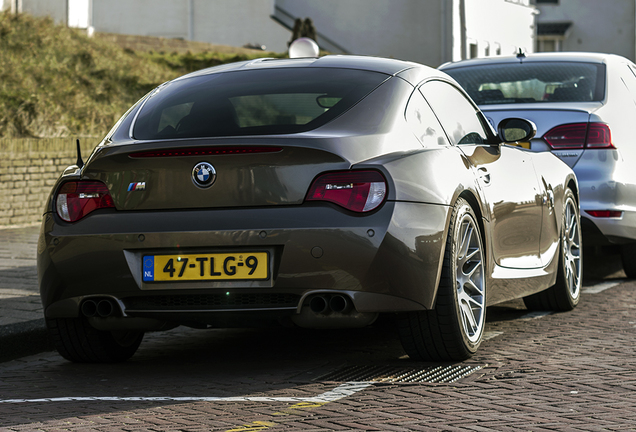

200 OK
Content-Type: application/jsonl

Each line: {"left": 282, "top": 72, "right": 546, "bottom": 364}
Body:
{"left": 81, "top": 139, "right": 350, "bottom": 211}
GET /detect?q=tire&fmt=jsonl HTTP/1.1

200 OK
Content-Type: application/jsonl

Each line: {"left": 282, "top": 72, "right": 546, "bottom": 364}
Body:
{"left": 46, "top": 317, "right": 144, "bottom": 363}
{"left": 523, "top": 188, "right": 581, "bottom": 311}
{"left": 620, "top": 243, "right": 636, "bottom": 279}
{"left": 398, "top": 198, "right": 486, "bottom": 361}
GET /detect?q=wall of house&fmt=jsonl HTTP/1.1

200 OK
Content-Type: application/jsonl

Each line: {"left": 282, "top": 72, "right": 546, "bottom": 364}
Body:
{"left": 536, "top": 0, "right": 635, "bottom": 61}
{"left": 278, "top": 0, "right": 535, "bottom": 67}
{"left": 277, "top": 0, "right": 447, "bottom": 66}
{"left": 91, "top": 0, "right": 290, "bottom": 52}
{"left": 464, "top": 0, "right": 535, "bottom": 59}
{"left": 16, "top": 0, "right": 66, "bottom": 24}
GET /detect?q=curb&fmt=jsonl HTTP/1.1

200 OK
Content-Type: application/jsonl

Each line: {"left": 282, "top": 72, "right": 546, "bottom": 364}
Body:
{"left": 0, "top": 319, "right": 53, "bottom": 362}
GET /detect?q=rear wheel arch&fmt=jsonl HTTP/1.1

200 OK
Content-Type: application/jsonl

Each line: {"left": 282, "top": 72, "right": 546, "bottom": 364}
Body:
{"left": 398, "top": 196, "right": 487, "bottom": 361}
{"left": 458, "top": 190, "right": 487, "bottom": 252}
{"left": 523, "top": 187, "right": 581, "bottom": 311}
{"left": 567, "top": 178, "right": 579, "bottom": 205}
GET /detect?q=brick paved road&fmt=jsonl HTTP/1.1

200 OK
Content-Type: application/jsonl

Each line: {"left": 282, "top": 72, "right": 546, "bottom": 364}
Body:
{"left": 0, "top": 275, "right": 634, "bottom": 431}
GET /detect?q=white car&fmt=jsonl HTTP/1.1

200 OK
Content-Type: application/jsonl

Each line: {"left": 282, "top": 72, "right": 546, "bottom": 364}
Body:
{"left": 441, "top": 52, "right": 636, "bottom": 277}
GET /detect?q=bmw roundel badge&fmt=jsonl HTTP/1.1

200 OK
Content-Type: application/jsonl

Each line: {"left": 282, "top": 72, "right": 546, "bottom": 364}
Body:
{"left": 192, "top": 162, "right": 217, "bottom": 188}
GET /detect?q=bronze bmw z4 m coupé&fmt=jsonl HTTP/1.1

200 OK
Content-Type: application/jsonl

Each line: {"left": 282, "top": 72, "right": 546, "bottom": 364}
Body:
{"left": 38, "top": 55, "right": 581, "bottom": 363}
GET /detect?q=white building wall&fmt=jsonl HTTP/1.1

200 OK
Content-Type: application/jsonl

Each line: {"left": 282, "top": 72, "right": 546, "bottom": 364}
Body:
{"left": 537, "top": 0, "right": 635, "bottom": 61}
{"left": 464, "top": 0, "right": 535, "bottom": 58}
{"left": 278, "top": 0, "right": 534, "bottom": 66}
{"left": 5, "top": 0, "right": 67, "bottom": 23}
{"left": 91, "top": 0, "right": 290, "bottom": 52}
{"left": 92, "top": 0, "right": 189, "bottom": 40}
{"left": 277, "top": 0, "right": 447, "bottom": 66}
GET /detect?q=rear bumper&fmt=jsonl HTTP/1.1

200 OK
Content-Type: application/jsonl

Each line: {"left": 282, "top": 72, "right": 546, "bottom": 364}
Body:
{"left": 38, "top": 201, "right": 450, "bottom": 325}
{"left": 573, "top": 149, "right": 636, "bottom": 244}
{"left": 581, "top": 213, "right": 636, "bottom": 245}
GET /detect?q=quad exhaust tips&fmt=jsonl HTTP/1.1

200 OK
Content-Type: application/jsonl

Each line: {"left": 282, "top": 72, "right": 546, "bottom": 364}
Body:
{"left": 81, "top": 298, "right": 120, "bottom": 318}
{"left": 293, "top": 293, "right": 377, "bottom": 329}
{"left": 309, "top": 294, "right": 351, "bottom": 314}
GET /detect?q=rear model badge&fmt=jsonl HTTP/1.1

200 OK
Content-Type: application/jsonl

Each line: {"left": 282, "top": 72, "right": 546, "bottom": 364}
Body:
{"left": 192, "top": 162, "right": 216, "bottom": 188}
{"left": 128, "top": 182, "right": 146, "bottom": 191}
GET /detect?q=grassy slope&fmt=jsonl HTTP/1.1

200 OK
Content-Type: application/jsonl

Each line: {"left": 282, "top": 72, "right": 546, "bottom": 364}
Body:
{"left": 0, "top": 12, "right": 282, "bottom": 138}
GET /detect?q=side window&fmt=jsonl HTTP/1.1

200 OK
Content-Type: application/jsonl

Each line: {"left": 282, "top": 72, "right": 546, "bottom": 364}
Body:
{"left": 420, "top": 80, "right": 489, "bottom": 145}
{"left": 405, "top": 90, "right": 450, "bottom": 147}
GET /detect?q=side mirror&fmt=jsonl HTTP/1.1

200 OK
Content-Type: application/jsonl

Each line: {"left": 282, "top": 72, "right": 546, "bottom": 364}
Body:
{"left": 497, "top": 118, "right": 537, "bottom": 143}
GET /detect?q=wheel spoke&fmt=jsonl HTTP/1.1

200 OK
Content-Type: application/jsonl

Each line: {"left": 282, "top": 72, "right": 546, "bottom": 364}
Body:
{"left": 465, "top": 259, "right": 481, "bottom": 279}
{"left": 460, "top": 300, "right": 478, "bottom": 331}
{"left": 465, "top": 247, "right": 480, "bottom": 261}
{"left": 458, "top": 223, "right": 473, "bottom": 259}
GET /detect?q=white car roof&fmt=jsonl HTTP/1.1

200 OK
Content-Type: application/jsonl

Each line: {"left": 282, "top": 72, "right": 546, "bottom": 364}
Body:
{"left": 440, "top": 52, "right": 631, "bottom": 70}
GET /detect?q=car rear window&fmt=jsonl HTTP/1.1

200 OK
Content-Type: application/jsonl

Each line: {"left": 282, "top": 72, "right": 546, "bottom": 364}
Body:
{"left": 132, "top": 68, "right": 388, "bottom": 140}
{"left": 444, "top": 62, "right": 605, "bottom": 105}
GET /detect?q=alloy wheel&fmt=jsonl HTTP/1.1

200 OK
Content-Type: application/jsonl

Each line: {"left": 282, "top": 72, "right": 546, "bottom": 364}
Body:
{"left": 563, "top": 198, "right": 581, "bottom": 299}
{"left": 456, "top": 214, "right": 485, "bottom": 343}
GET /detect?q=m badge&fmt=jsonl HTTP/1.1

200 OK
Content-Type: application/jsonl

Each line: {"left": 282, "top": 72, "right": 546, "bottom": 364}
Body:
{"left": 128, "top": 182, "right": 146, "bottom": 191}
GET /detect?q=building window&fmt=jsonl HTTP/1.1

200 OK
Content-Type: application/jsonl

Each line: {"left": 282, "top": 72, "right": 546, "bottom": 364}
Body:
{"left": 538, "top": 38, "right": 558, "bottom": 52}
{"left": 536, "top": 22, "right": 571, "bottom": 52}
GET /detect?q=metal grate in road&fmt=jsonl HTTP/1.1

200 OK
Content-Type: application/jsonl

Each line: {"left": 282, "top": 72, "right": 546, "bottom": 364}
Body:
{"left": 316, "top": 364, "right": 482, "bottom": 384}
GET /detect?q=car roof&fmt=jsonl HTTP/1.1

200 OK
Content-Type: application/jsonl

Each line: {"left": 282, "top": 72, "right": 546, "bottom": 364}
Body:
{"left": 439, "top": 52, "right": 630, "bottom": 70}
{"left": 174, "top": 55, "right": 442, "bottom": 84}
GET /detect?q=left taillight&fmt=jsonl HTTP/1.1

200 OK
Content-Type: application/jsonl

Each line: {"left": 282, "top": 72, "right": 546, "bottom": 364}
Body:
{"left": 306, "top": 170, "right": 387, "bottom": 212}
{"left": 55, "top": 181, "right": 115, "bottom": 222}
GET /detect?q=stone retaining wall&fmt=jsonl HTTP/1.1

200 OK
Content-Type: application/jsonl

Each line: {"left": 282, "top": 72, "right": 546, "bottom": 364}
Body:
{"left": 0, "top": 138, "right": 98, "bottom": 227}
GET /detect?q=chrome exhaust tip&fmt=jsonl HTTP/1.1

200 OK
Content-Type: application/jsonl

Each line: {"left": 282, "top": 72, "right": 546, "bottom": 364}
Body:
{"left": 80, "top": 299, "right": 98, "bottom": 317}
{"left": 309, "top": 296, "right": 329, "bottom": 314}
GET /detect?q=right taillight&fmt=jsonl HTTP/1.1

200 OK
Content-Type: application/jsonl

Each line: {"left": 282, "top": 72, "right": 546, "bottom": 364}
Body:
{"left": 306, "top": 170, "right": 387, "bottom": 212}
{"left": 543, "top": 123, "right": 614, "bottom": 149}
{"left": 55, "top": 181, "right": 115, "bottom": 222}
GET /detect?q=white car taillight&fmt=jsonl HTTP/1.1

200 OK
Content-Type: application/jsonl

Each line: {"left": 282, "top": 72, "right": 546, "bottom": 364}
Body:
{"left": 543, "top": 123, "right": 614, "bottom": 149}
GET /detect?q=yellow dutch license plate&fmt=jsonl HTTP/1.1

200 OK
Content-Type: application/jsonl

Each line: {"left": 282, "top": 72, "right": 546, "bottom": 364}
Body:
{"left": 142, "top": 252, "right": 269, "bottom": 282}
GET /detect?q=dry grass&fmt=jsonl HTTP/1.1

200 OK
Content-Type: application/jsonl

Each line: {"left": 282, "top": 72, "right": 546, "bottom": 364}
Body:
{"left": 0, "top": 12, "right": 283, "bottom": 138}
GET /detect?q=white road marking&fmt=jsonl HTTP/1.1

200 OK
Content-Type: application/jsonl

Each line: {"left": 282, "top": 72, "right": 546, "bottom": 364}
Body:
{"left": 483, "top": 331, "right": 504, "bottom": 340}
{"left": 0, "top": 289, "right": 38, "bottom": 299}
{"left": 0, "top": 382, "right": 372, "bottom": 404}
{"left": 582, "top": 280, "right": 623, "bottom": 294}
